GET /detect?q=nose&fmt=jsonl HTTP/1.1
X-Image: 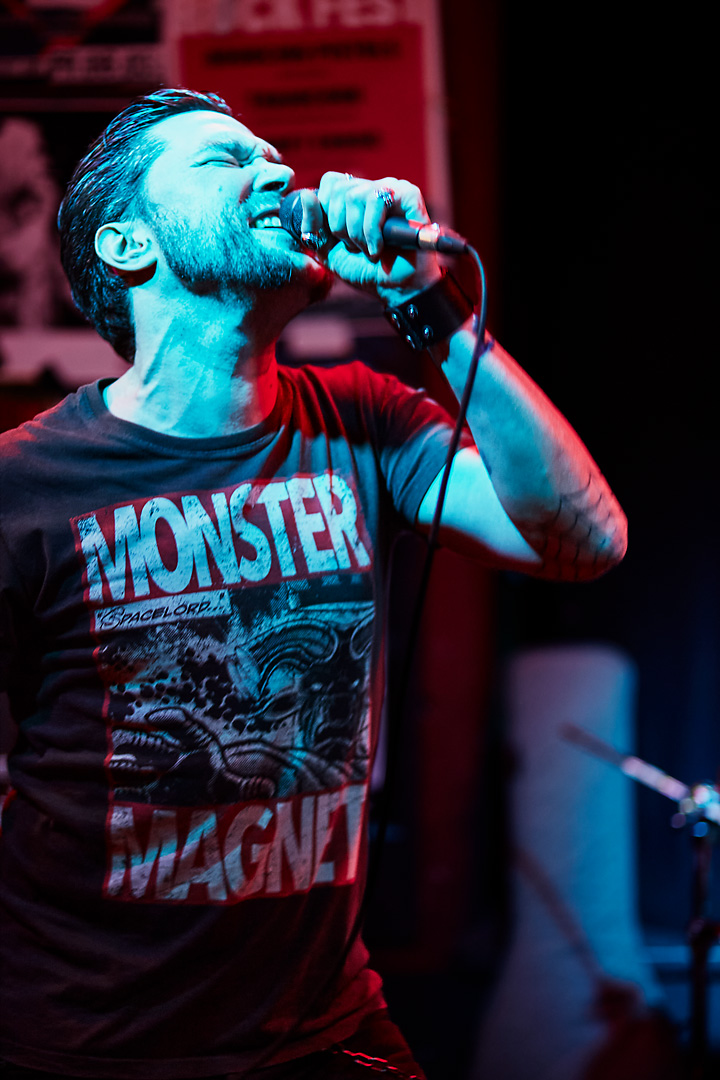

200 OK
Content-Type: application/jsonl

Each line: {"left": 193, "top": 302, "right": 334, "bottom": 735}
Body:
{"left": 252, "top": 160, "right": 295, "bottom": 194}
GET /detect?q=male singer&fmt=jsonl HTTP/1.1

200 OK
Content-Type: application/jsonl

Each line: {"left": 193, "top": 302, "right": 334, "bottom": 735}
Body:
{"left": 0, "top": 89, "right": 626, "bottom": 1080}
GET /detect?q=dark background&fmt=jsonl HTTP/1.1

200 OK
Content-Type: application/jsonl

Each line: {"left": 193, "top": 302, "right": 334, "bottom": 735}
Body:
{"left": 485, "top": 2, "right": 718, "bottom": 935}
{"left": 376, "top": 3, "right": 718, "bottom": 1075}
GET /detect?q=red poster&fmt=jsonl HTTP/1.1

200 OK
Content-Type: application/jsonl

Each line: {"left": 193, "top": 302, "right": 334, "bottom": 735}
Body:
{"left": 181, "top": 25, "right": 426, "bottom": 192}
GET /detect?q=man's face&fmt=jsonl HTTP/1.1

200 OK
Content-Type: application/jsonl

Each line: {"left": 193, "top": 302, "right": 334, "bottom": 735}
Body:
{"left": 137, "top": 110, "right": 330, "bottom": 303}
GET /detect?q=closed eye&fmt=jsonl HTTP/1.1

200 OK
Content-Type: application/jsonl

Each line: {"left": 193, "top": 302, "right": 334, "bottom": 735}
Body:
{"left": 199, "top": 157, "right": 240, "bottom": 167}
{"left": 195, "top": 147, "right": 283, "bottom": 169}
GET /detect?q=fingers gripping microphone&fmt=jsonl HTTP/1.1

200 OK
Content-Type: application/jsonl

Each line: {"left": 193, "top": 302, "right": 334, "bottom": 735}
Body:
{"left": 278, "top": 189, "right": 469, "bottom": 254}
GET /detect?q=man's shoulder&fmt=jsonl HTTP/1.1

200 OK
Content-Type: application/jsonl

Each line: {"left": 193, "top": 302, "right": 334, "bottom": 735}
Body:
{"left": 0, "top": 384, "right": 91, "bottom": 466}
{"left": 280, "top": 359, "right": 403, "bottom": 409}
{"left": 282, "top": 358, "right": 380, "bottom": 388}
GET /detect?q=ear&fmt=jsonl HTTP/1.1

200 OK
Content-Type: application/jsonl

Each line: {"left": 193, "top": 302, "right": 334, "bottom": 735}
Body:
{"left": 95, "top": 221, "right": 156, "bottom": 274}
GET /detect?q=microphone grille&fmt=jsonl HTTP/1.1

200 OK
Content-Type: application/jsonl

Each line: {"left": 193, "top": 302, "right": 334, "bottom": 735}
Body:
{"left": 279, "top": 190, "right": 305, "bottom": 238}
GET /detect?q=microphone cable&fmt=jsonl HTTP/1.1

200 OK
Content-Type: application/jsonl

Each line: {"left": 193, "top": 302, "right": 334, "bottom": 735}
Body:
{"left": 246, "top": 243, "right": 488, "bottom": 1075}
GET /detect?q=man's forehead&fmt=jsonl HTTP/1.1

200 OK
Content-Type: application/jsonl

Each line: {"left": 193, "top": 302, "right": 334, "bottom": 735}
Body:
{"left": 150, "top": 110, "right": 261, "bottom": 153}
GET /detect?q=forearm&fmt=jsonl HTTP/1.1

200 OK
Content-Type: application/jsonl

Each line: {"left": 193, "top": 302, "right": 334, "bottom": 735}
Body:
{"left": 301, "top": 171, "right": 626, "bottom": 580}
{"left": 428, "top": 319, "right": 628, "bottom": 580}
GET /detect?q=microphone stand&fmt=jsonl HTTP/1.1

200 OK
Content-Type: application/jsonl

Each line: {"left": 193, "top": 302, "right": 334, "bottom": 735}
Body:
{"left": 560, "top": 723, "right": 720, "bottom": 1080}
{"left": 685, "top": 802, "right": 720, "bottom": 1080}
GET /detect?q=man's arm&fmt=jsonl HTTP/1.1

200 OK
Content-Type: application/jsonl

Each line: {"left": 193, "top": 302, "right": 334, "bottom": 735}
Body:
{"left": 299, "top": 174, "right": 627, "bottom": 580}
{"left": 416, "top": 320, "right": 627, "bottom": 581}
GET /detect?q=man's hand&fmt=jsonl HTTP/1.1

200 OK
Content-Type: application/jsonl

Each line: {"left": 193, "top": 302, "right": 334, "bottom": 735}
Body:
{"left": 297, "top": 173, "right": 442, "bottom": 303}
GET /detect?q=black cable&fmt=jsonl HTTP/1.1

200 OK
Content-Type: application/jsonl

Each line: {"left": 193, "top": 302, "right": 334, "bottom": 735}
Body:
{"left": 369, "top": 244, "right": 488, "bottom": 933}
{"left": 246, "top": 245, "right": 488, "bottom": 1074}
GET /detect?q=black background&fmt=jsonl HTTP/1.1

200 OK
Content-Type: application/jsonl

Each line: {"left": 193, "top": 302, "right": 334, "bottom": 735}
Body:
{"left": 485, "top": 1, "right": 718, "bottom": 936}
{"left": 382, "top": 3, "right": 718, "bottom": 1074}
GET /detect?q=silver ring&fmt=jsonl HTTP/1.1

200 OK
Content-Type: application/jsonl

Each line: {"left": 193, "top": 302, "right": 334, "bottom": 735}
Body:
{"left": 373, "top": 186, "right": 394, "bottom": 209}
{"left": 300, "top": 230, "right": 328, "bottom": 251}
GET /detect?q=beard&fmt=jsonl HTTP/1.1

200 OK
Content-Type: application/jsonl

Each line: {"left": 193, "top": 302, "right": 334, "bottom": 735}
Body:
{"left": 143, "top": 197, "right": 332, "bottom": 307}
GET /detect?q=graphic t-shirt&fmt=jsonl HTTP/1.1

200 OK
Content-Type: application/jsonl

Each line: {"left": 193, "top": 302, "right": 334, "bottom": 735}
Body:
{"left": 0, "top": 362, "right": 464, "bottom": 1078}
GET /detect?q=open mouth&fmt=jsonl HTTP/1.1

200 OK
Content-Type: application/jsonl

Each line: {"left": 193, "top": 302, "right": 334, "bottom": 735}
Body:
{"left": 250, "top": 208, "right": 283, "bottom": 230}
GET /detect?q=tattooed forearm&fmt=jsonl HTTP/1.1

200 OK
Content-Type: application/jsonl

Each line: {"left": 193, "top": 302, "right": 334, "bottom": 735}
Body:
{"left": 435, "top": 327, "right": 627, "bottom": 580}
{"left": 529, "top": 471, "right": 627, "bottom": 581}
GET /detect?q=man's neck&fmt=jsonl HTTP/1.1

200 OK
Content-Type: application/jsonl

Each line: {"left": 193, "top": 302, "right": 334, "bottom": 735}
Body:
{"left": 103, "top": 292, "right": 281, "bottom": 438}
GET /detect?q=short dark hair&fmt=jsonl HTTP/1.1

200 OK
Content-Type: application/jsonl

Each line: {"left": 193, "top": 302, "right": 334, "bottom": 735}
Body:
{"left": 58, "top": 88, "right": 234, "bottom": 363}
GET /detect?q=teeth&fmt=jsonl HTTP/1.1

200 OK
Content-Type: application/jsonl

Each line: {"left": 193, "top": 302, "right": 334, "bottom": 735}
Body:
{"left": 252, "top": 215, "right": 282, "bottom": 229}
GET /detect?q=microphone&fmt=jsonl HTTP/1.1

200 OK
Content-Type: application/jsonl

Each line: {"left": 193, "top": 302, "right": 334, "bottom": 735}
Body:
{"left": 278, "top": 189, "right": 469, "bottom": 254}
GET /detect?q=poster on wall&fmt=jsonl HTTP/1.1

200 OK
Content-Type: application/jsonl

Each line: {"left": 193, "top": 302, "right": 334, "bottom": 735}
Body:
{"left": 0, "top": 0, "right": 164, "bottom": 89}
{"left": 0, "top": 0, "right": 164, "bottom": 389}
{"left": 168, "top": 0, "right": 451, "bottom": 221}
{"left": 181, "top": 25, "right": 427, "bottom": 196}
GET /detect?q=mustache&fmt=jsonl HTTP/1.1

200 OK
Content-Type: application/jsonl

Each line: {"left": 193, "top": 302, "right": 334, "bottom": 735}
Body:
{"left": 243, "top": 193, "right": 282, "bottom": 225}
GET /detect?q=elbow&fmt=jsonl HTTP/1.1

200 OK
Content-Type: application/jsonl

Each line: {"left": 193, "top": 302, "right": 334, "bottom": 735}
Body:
{"left": 600, "top": 502, "right": 629, "bottom": 568}
{"left": 534, "top": 509, "right": 628, "bottom": 583}
{"left": 576, "top": 510, "right": 628, "bottom": 582}
{"left": 610, "top": 508, "right": 629, "bottom": 565}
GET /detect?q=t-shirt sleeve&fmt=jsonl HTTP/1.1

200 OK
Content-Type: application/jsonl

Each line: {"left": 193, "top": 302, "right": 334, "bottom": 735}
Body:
{"left": 0, "top": 528, "right": 24, "bottom": 696}
{"left": 0, "top": 488, "right": 40, "bottom": 716}
{"left": 0, "top": 533, "right": 21, "bottom": 753}
{"left": 370, "top": 370, "right": 475, "bottom": 524}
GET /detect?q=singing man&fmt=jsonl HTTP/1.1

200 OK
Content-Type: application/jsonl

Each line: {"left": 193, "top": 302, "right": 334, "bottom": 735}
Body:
{"left": 0, "top": 89, "right": 626, "bottom": 1080}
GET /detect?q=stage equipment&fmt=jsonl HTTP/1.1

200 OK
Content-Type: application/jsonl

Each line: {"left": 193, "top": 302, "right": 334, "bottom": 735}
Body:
{"left": 563, "top": 722, "right": 720, "bottom": 1080}
{"left": 473, "top": 646, "right": 673, "bottom": 1080}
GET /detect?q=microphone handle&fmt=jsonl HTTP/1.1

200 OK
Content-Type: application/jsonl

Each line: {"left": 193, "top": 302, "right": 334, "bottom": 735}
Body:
{"left": 382, "top": 218, "right": 468, "bottom": 254}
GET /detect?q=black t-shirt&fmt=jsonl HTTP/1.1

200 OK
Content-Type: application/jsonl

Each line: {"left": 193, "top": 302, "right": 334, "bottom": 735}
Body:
{"left": 0, "top": 362, "right": 465, "bottom": 1078}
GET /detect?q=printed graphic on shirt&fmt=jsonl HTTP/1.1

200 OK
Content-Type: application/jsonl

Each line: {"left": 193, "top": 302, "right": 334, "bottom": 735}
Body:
{"left": 71, "top": 472, "right": 375, "bottom": 905}
{"left": 104, "top": 778, "right": 368, "bottom": 904}
{"left": 73, "top": 472, "right": 371, "bottom": 633}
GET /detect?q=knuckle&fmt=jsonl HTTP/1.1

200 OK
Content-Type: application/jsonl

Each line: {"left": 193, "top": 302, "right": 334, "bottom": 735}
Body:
{"left": 327, "top": 206, "right": 345, "bottom": 234}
